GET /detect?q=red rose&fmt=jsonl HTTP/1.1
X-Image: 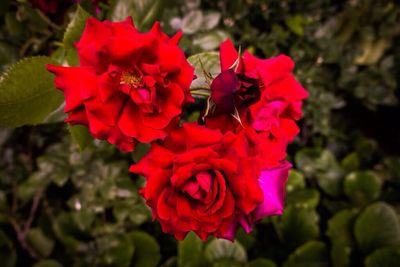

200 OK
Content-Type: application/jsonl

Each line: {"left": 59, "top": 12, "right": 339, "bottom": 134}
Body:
{"left": 129, "top": 123, "right": 263, "bottom": 240}
{"left": 47, "top": 17, "right": 194, "bottom": 151}
{"left": 206, "top": 39, "right": 308, "bottom": 168}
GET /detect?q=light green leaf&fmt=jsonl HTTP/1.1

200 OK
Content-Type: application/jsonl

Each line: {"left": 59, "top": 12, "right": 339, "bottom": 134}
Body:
{"left": 193, "top": 30, "right": 229, "bottom": 51}
{"left": 68, "top": 124, "right": 92, "bottom": 151}
{"left": 63, "top": 5, "right": 91, "bottom": 66}
{"left": 326, "top": 209, "right": 358, "bottom": 267}
{"left": 182, "top": 10, "right": 204, "bottom": 34}
{"left": 187, "top": 52, "right": 220, "bottom": 93}
{"left": 203, "top": 12, "right": 221, "bottom": 30}
{"left": 111, "top": 0, "right": 164, "bottom": 30}
{"left": 178, "top": 232, "right": 204, "bottom": 267}
{"left": 27, "top": 228, "right": 55, "bottom": 257}
{"left": 283, "top": 241, "right": 329, "bottom": 267}
{"left": 130, "top": 231, "right": 161, "bottom": 267}
{"left": 354, "top": 202, "right": 400, "bottom": 253}
{"left": 205, "top": 239, "right": 247, "bottom": 265}
{"left": 0, "top": 56, "right": 63, "bottom": 127}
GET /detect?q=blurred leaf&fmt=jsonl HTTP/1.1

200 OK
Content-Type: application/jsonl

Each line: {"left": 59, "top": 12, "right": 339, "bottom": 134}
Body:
{"left": 203, "top": 12, "right": 221, "bottom": 30}
{"left": 0, "top": 41, "right": 16, "bottom": 67}
{"left": 63, "top": 5, "right": 91, "bottom": 66}
{"left": 97, "top": 234, "right": 134, "bottom": 267}
{"left": 205, "top": 239, "right": 247, "bottom": 265}
{"left": 182, "top": 10, "right": 204, "bottom": 34}
{"left": 0, "top": 56, "right": 63, "bottom": 127}
{"left": 286, "top": 169, "right": 305, "bottom": 193}
{"left": 272, "top": 206, "right": 319, "bottom": 249}
{"left": 247, "top": 258, "right": 277, "bottom": 267}
{"left": 295, "top": 148, "right": 321, "bottom": 177}
{"left": 0, "top": 231, "right": 16, "bottom": 267}
{"left": 326, "top": 209, "right": 358, "bottom": 267}
{"left": 285, "top": 15, "right": 307, "bottom": 36}
{"left": 365, "top": 246, "right": 400, "bottom": 267}
{"left": 286, "top": 188, "right": 320, "bottom": 209}
{"left": 341, "top": 152, "right": 360, "bottom": 172}
{"left": 193, "top": 31, "right": 229, "bottom": 51}
{"left": 5, "top": 12, "right": 24, "bottom": 37}
{"left": 32, "top": 260, "right": 63, "bottom": 267}
{"left": 130, "top": 231, "right": 161, "bottom": 267}
{"left": 354, "top": 38, "right": 389, "bottom": 65}
{"left": 111, "top": 0, "right": 164, "bottom": 30}
{"left": 354, "top": 202, "right": 400, "bottom": 253}
{"left": 68, "top": 124, "right": 92, "bottom": 151}
{"left": 283, "top": 241, "right": 329, "bottom": 267}
{"left": 344, "top": 171, "right": 382, "bottom": 206}
{"left": 27, "top": 228, "right": 55, "bottom": 257}
{"left": 43, "top": 102, "right": 66, "bottom": 123}
{"left": 178, "top": 232, "right": 204, "bottom": 267}
{"left": 0, "top": 0, "right": 11, "bottom": 16}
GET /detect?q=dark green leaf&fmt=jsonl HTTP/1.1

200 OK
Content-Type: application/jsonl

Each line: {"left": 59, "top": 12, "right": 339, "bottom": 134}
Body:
{"left": 63, "top": 6, "right": 91, "bottom": 66}
{"left": 326, "top": 209, "right": 358, "bottom": 267}
{"left": 365, "top": 246, "right": 400, "bottom": 267}
{"left": 0, "top": 56, "right": 63, "bottom": 127}
{"left": 247, "top": 258, "right": 277, "bottom": 267}
{"left": 68, "top": 124, "right": 92, "bottom": 151}
{"left": 354, "top": 202, "right": 400, "bottom": 253}
{"left": 32, "top": 260, "right": 63, "bottom": 267}
{"left": 130, "top": 231, "right": 161, "bottom": 267}
{"left": 0, "top": 231, "right": 16, "bottom": 267}
{"left": 178, "top": 232, "right": 204, "bottom": 267}
{"left": 344, "top": 171, "right": 382, "bottom": 206}
{"left": 283, "top": 241, "right": 329, "bottom": 267}
{"left": 27, "top": 228, "right": 55, "bottom": 257}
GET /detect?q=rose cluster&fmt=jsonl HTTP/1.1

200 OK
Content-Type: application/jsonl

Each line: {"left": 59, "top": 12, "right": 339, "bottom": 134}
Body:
{"left": 47, "top": 17, "right": 308, "bottom": 241}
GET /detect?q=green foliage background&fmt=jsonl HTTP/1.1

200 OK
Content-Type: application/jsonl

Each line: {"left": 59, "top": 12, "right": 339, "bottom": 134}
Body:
{"left": 1, "top": 0, "right": 400, "bottom": 266}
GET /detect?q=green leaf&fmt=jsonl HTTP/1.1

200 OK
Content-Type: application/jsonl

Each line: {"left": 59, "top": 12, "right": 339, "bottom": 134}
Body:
{"left": 132, "top": 143, "right": 150, "bottom": 162}
{"left": 365, "top": 246, "right": 400, "bottom": 267}
{"left": 27, "top": 228, "right": 55, "bottom": 257}
{"left": 272, "top": 206, "right": 319, "bottom": 250}
{"left": 0, "top": 56, "right": 63, "bottom": 127}
{"left": 247, "top": 258, "right": 277, "bottom": 267}
{"left": 341, "top": 152, "right": 360, "bottom": 172}
{"left": 205, "top": 239, "right": 247, "bottom": 265}
{"left": 63, "top": 5, "right": 91, "bottom": 66}
{"left": 68, "top": 124, "right": 92, "bottom": 151}
{"left": 187, "top": 52, "right": 220, "bottom": 92}
{"left": 286, "top": 188, "right": 320, "bottom": 209}
{"left": 354, "top": 202, "right": 400, "bottom": 253}
{"left": 96, "top": 234, "right": 134, "bottom": 267}
{"left": 111, "top": 0, "right": 164, "bottom": 30}
{"left": 193, "top": 30, "right": 229, "bottom": 51}
{"left": 32, "top": 260, "right": 63, "bottom": 267}
{"left": 344, "top": 171, "right": 382, "bottom": 206}
{"left": 0, "top": 231, "right": 16, "bottom": 267}
{"left": 130, "top": 231, "right": 161, "bottom": 267}
{"left": 285, "top": 15, "right": 307, "bottom": 36}
{"left": 203, "top": 12, "right": 221, "bottom": 30}
{"left": 178, "top": 232, "right": 204, "bottom": 267}
{"left": 326, "top": 209, "right": 358, "bottom": 267}
{"left": 182, "top": 10, "right": 204, "bottom": 34}
{"left": 286, "top": 169, "right": 305, "bottom": 193}
{"left": 316, "top": 165, "right": 345, "bottom": 197}
{"left": 283, "top": 241, "right": 329, "bottom": 267}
